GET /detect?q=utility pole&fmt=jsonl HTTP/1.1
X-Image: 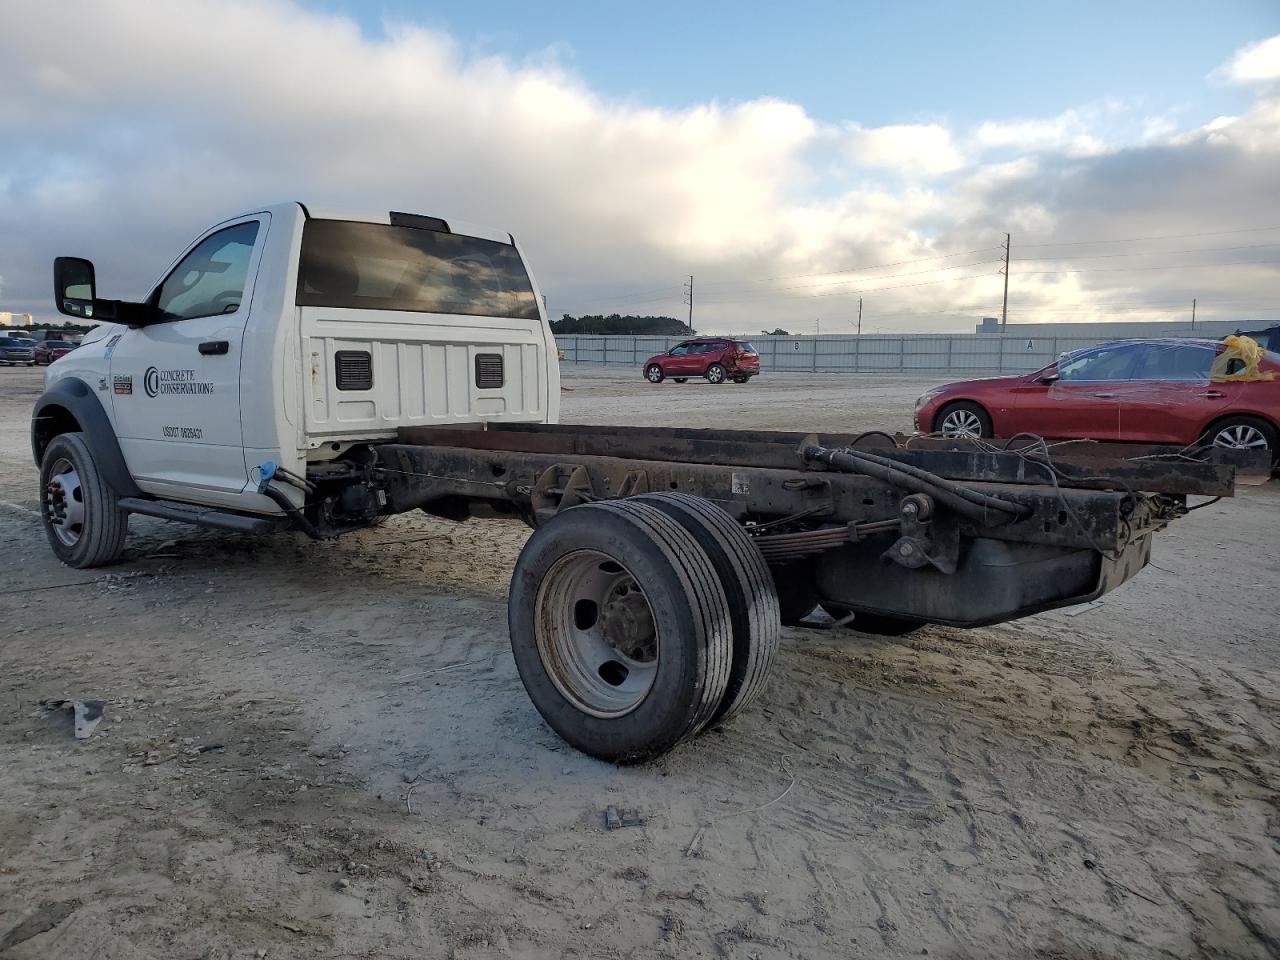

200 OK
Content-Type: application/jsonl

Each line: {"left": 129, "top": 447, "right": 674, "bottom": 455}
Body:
{"left": 683, "top": 275, "right": 694, "bottom": 334}
{"left": 856, "top": 297, "right": 862, "bottom": 337}
{"left": 1001, "top": 232, "right": 1011, "bottom": 329}
{"left": 1191, "top": 298, "right": 1197, "bottom": 329}
{"left": 542, "top": 293, "right": 548, "bottom": 316}
{"left": 816, "top": 317, "right": 820, "bottom": 337}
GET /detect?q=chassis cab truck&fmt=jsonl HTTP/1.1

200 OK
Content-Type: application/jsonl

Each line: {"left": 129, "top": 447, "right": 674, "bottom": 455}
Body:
{"left": 32, "top": 203, "right": 1252, "bottom": 763}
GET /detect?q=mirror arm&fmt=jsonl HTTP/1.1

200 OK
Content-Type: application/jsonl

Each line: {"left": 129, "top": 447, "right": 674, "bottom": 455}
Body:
{"left": 94, "top": 299, "right": 154, "bottom": 327}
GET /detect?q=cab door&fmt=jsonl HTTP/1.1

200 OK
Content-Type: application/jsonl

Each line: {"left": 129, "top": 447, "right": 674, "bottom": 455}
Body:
{"left": 107, "top": 215, "right": 268, "bottom": 506}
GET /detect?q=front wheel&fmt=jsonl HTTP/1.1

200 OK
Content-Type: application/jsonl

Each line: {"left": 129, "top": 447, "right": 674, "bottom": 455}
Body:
{"left": 1205, "top": 416, "right": 1278, "bottom": 465}
{"left": 645, "top": 364, "right": 664, "bottom": 383}
{"left": 39, "top": 432, "right": 129, "bottom": 568}
{"left": 706, "top": 363, "right": 727, "bottom": 384}
{"left": 935, "top": 401, "right": 993, "bottom": 439}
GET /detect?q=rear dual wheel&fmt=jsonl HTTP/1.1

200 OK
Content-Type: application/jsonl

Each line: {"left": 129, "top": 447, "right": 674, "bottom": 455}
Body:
{"left": 508, "top": 495, "right": 778, "bottom": 762}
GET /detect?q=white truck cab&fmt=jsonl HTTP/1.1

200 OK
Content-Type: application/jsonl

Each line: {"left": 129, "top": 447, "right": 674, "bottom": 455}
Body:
{"left": 35, "top": 202, "right": 560, "bottom": 564}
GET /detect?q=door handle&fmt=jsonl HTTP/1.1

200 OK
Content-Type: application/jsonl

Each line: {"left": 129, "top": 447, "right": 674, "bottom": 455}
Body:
{"left": 1198, "top": 390, "right": 1226, "bottom": 399}
{"left": 1093, "top": 392, "right": 1117, "bottom": 399}
{"left": 198, "top": 340, "right": 229, "bottom": 356}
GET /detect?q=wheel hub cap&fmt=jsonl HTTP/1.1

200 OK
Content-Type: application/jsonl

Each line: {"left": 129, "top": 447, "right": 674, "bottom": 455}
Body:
{"left": 44, "top": 459, "right": 85, "bottom": 547}
{"left": 535, "top": 551, "right": 659, "bottom": 718}
{"left": 941, "top": 409, "right": 983, "bottom": 438}
{"left": 1213, "top": 425, "right": 1268, "bottom": 450}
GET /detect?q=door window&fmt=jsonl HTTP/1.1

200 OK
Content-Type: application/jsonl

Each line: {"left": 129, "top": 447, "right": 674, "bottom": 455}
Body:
{"left": 669, "top": 344, "right": 691, "bottom": 356}
{"left": 155, "top": 221, "right": 260, "bottom": 321}
{"left": 1128, "top": 343, "right": 1213, "bottom": 381}
{"left": 1058, "top": 344, "right": 1140, "bottom": 382}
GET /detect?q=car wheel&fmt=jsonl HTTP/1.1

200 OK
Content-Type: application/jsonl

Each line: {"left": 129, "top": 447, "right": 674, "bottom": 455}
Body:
{"left": 1205, "top": 416, "right": 1278, "bottom": 463}
{"left": 39, "top": 432, "right": 130, "bottom": 568}
{"left": 706, "top": 363, "right": 727, "bottom": 384}
{"left": 732, "top": 375, "right": 749, "bottom": 383}
{"left": 645, "top": 364, "right": 665, "bottom": 383}
{"left": 27, "top": 361, "right": 36, "bottom": 367}
{"left": 935, "top": 401, "right": 993, "bottom": 439}
{"left": 673, "top": 378, "right": 688, "bottom": 384}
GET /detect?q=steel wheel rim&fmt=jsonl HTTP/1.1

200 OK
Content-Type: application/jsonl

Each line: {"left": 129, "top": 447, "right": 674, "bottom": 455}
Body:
{"left": 535, "top": 549, "right": 659, "bottom": 718}
{"left": 941, "top": 409, "right": 983, "bottom": 438}
{"left": 1213, "top": 424, "right": 1269, "bottom": 450}
{"left": 44, "top": 457, "right": 85, "bottom": 547}
{"left": 646, "top": 366, "right": 662, "bottom": 382}
{"left": 707, "top": 366, "right": 724, "bottom": 383}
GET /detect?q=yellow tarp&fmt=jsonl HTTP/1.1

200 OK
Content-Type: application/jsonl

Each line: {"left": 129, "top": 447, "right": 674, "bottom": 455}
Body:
{"left": 1210, "top": 334, "right": 1277, "bottom": 383}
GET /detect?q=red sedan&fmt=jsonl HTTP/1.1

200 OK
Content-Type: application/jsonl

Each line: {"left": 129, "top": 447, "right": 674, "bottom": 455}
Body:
{"left": 33, "top": 340, "right": 77, "bottom": 365}
{"left": 643, "top": 337, "right": 760, "bottom": 384}
{"left": 914, "top": 338, "right": 1280, "bottom": 459}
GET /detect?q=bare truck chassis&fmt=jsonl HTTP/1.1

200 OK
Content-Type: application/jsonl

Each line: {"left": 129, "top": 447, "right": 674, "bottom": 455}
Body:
{"left": 132, "top": 423, "right": 1265, "bottom": 763}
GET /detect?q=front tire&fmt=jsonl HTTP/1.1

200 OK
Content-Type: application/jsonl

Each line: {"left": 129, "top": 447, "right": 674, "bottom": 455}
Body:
{"left": 645, "top": 364, "right": 665, "bottom": 383}
{"left": 935, "top": 401, "right": 993, "bottom": 439}
{"left": 508, "top": 500, "right": 733, "bottom": 763}
{"left": 705, "top": 363, "right": 727, "bottom": 384}
{"left": 39, "top": 432, "right": 129, "bottom": 568}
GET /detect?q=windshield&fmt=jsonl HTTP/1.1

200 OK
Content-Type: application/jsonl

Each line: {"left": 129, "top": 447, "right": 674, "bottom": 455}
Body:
{"left": 297, "top": 219, "right": 540, "bottom": 320}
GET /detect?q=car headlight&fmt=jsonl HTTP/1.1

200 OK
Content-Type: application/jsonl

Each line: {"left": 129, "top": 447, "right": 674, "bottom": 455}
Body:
{"left": 915, "top": 388, "right": 943, "bottom": 412}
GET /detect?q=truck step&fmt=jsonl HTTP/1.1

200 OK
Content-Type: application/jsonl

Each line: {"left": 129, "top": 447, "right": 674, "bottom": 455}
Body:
{"left": 118, "top": 497, "right": 280, "bottom": 534}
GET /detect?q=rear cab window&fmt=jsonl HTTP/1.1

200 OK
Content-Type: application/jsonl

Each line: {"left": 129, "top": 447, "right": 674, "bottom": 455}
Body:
{"left": 296, "top": 219, "right": 539, "bottom": 319}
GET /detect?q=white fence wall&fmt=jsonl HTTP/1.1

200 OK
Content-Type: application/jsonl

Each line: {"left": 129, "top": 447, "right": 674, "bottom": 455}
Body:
{"left": 554, "top": 333, "right": 1152, "bottom": 376}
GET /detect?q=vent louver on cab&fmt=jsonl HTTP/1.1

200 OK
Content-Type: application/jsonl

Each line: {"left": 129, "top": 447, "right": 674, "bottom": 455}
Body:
{"left": 334, "top": 350, "right": 373, "bottom": 391}
{"left": 475, "top": 353, "right": 504, "bottom": 389}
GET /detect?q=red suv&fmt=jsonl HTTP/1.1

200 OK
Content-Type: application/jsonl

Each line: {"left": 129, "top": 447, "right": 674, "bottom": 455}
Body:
{"left": 643, "top": 337, "right": 760, "bottom": 384}
{"left": 914, "top": 338, "right": 1280, "bottom": 461}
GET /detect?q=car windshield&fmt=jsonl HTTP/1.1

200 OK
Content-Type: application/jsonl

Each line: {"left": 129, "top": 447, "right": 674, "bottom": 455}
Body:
{"left": 1058, "top": 344, "right": 1140, "bottom": 381}
{"left": 48, "top": 341, "right": 74, "bottom": 348}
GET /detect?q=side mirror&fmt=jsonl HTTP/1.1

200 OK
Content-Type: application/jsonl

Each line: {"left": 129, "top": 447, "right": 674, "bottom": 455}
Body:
{"left": 53, "top": 256, "right": 154, "bottom": 327}
{"left": 1036, "top": 370, "right": 1060, "bottom": 385}
{"left": 54, "top": 257, "right": 96, "bottom": 319}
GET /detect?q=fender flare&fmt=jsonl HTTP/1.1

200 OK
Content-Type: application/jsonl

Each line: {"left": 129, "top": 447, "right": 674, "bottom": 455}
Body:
{"left": 31, "top": 377, "right": 142, "bottom": 497}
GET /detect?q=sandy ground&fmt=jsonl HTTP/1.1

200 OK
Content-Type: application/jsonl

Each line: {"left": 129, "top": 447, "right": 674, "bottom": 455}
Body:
{"left": 2, "top": 363, "right": 1279, "bottom": 960}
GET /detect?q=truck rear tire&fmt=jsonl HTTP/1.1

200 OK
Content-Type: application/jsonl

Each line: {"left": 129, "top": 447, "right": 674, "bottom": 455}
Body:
{"left": 634, "top": 493, "right": 780, "bottom": 725}
{"left": 39, "top": 432, "right": 129, "bottom": 568}
{"left": 508, "top": 500, "right": 733, "bottom": 763}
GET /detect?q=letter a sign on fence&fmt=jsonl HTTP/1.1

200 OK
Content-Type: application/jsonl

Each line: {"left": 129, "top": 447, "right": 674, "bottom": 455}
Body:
{"left": 1026, "top": 339, "right": 1035, "bottom": 352}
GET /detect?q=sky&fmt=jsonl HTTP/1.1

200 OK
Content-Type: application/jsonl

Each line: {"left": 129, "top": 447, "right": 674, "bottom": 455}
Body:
{"left": 2, "top": 0, "right": 1280, "bottom": 333}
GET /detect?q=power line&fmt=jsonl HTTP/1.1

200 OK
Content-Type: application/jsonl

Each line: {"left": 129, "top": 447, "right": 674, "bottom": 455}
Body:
{"left": 691, "top": 246, "right": 1003, "bottom": 290}
{"left": 1014, "top": 241, "right": 1280, "bottom": 262}
{"left": 1015, "top": 257, "right": 1280, "bottom": 276}
{"left": 1017, "top": 224, "right": 1280, "bottom": 249}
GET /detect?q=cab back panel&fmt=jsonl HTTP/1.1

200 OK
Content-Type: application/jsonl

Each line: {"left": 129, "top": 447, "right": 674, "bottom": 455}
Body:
{"left": 302, "top": 308, "right": 547, "bottom": 440}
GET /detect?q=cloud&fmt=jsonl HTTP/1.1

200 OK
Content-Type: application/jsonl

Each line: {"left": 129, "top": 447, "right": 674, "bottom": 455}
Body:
{"left": 1212, "top": 33, "right": 1280, "bottom": 85}
{"left": 845, "top": 123, "right": 965, "bottom": 177}
{"left": 0, "top": 3, "right": 1277, "bottom": 334}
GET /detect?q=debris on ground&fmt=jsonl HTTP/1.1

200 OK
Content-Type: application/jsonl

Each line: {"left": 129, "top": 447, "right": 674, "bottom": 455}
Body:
{"left": 40, "top": 699, "right": 104, "bottom": 740}
{"left": 604, "top": 805, "right": 645, "bottom": 830}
